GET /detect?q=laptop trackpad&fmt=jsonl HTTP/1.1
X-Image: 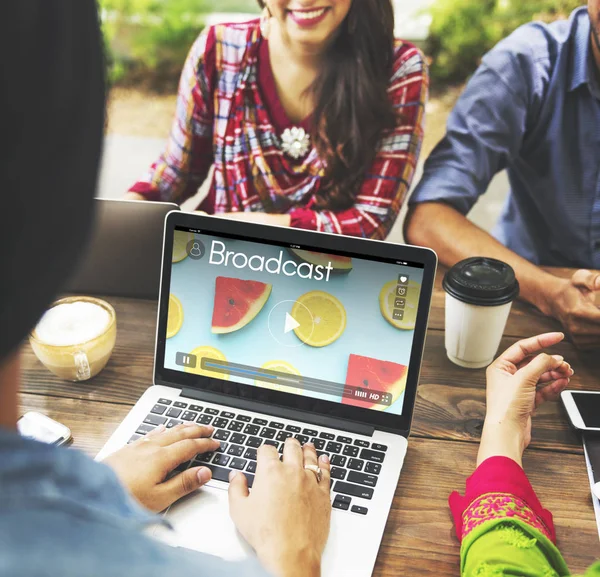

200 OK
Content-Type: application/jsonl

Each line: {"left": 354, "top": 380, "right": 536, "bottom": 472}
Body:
{"left": 153, "top": 485, "right": 252, "bottom": 560}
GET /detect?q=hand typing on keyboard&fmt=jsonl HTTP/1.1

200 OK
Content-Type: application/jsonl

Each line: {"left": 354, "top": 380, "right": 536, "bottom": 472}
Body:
{"left": 103, "top": 423, "right": 219, "bottom": 512}
{"left": 228, "top": 439, "right": 331, "bottom": 577}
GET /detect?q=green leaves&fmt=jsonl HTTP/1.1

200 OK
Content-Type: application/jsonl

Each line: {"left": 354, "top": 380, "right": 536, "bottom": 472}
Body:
{"left": 426, "top": 0, "right": 583, "bottom": 85}
{"left": 98, "top": 0, "right": 260, "bottom": 87}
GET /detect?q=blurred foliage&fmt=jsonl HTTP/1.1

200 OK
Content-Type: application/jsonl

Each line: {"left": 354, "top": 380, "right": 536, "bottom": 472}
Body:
{"left": 427, "top": 0, "right": 584, "bottom": 84}
{"left": 99, "top": 0, "right": 259, "bottom": 87}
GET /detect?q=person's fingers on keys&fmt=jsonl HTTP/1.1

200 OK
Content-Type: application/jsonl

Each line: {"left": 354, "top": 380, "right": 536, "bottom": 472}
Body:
{"left": 153, "top": 423, "right": 214, "bottom": 447}
{"left": 227, "top": 469, "right": 250, "bottom": 529}
{"left": 144, "top": 424, "right": 166, "bottom": 439}
{"left": 516, "top": 353, "right": 564, "bottom": 387}
{"left": 283, "top": 436, "right": 303, "bottom": 466}
{"left": 302, "top": 442, "right": 319, "bottom": 476}
{"left": 164, "top": 437, "right": 220, "bottom": 471}
{"left": 498, "top": 333, "right": 565, "bottom": 368}
{"left": 256, "top": 443, "right": 280, "bottom": 474}
{"left": 151, "top": 465, "right": 213, "bottom": 512}
{"left": 317, "top": 453, "right": 331, "bottom": 492}
{"left": 571, "top": 269, "right": 600, "bottom": 293}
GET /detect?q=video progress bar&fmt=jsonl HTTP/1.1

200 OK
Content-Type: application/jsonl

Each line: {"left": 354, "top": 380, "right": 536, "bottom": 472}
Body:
{"left": 202, "top": 358, "right": 392, "bottom": 406}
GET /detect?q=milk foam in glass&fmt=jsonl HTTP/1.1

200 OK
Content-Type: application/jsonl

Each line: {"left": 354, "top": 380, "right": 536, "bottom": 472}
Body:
{"left": 30, "top": 297, "right": 116, "bottom": 381}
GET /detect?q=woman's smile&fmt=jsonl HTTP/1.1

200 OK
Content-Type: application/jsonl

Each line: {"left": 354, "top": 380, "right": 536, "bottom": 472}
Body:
{"left": 286, "top": 6, "right": 331, "bottom": 27}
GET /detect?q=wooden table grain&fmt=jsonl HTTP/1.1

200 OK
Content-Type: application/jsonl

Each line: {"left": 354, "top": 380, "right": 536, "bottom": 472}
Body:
{"left": 19, "top": 267, "right": 600, "bottom": 574}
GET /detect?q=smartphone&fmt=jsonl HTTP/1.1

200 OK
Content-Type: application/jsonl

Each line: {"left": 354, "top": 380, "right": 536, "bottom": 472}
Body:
{"left": 561, "top": 390, "right": 600, "bottom": 432}
{"left": 17, "top": 412, "right": 72, "bottom": 446}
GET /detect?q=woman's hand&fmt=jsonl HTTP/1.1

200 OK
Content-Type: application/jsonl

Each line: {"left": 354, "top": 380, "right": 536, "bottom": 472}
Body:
{"left": 478, "top": 332, "right": 574, "bottom": 467}
{"left": 104, "top": 423, "right": 219, "bottom": 512}
{"left": 228, "top": 439, "right": 331, "bottom": 577}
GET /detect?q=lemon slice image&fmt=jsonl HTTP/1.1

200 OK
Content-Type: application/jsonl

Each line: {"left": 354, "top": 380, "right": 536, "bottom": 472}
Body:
{"left": 184, "top": 346, "right": 229, "bottom": 380}
{"left": 172, "top": 230, "right": 194, "bottom": 263}
{"left": 292, "top": 291, "right": 346, "bottom": 347}
{"left": 379, "top": 280, "right": 421, "bottom": 330}
{"left": 166, "top": 294, "right": 183, "bottom": 339}
{"left": 255, "top": 360, "right": 303, "bottom": 395}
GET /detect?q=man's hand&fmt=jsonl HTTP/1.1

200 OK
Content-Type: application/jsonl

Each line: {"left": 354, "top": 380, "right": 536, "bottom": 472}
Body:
{"left": 478, "top": 332, "right": 573, "bottom": 466}
{"left": 542, "top": 270, "right": 600, "bottom": 349}
{"left": 104, "top": 423, "right": 219, "bottom": 512}
{"left": 228, "top": 439, "right": 331, "bottom": 577}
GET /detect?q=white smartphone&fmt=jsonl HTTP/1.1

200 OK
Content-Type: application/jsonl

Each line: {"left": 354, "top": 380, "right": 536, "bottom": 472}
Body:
{"left": 17, "top": 411, "right": 72, "bottom": 446}
{"left": 561, "top": 390, "right": 600, "bottom": 432}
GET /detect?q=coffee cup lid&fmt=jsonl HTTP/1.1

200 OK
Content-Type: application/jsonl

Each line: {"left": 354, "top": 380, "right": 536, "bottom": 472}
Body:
{"left": 442, "top": 257, "right": 520, "bottom": 307}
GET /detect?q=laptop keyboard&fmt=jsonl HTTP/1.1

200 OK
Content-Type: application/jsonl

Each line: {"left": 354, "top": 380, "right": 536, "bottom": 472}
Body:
{"left": 128, "top": 397, "right": 389, "bottom": 516}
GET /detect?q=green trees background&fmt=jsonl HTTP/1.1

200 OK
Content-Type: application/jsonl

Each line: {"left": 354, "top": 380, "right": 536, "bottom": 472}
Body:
{"left": 427, "top": 0, "right": 584, "bottom": 83}
{"left": 99, "top": 0, "right": 259, "bottom": 85}
{"left": 99, "top": 0, "right": 586, "bottom": 87}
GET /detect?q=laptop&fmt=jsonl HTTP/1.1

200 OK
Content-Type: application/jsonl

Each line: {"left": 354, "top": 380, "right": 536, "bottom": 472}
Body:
{"left": 97, "top": 211, "right": 437, "bottom": 576}
{"left": 66, "top": 198, "right": 179, "bottom": 299}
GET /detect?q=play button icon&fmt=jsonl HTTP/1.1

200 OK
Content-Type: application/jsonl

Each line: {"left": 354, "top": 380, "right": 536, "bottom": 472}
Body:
{"left": 268, "top": 300, "right": 314, "bottom": 348}
{"left": 284, "top": 313, "right": 300, "bottom": 334}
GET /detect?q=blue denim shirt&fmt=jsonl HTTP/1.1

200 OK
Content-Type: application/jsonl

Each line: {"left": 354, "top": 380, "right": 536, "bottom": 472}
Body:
{"left": 0, "top": 427, "right": 269, "bottom": 577}
{"left": 410, "top": 7, "right": 600, "bottom": 268}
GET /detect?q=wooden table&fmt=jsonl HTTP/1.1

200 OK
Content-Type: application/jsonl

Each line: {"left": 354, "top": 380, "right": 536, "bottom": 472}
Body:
{"left": 19, "top": 267, "right": 600, "bottom": 574}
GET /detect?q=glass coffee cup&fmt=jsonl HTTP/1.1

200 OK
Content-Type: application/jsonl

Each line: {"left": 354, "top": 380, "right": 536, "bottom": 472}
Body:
{"left": 30, "top": 296, "right": 117, "bottom": 381}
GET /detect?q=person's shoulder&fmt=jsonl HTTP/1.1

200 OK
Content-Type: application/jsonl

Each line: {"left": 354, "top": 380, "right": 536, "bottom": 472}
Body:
{"left": 483, "top": 7, "right": 586, "bottom": 83}
{"left": 390, "top": 39, "right": 428, "bottom": 84}
{"left": 188, "top": 19, "right": 260, "bottom": 68}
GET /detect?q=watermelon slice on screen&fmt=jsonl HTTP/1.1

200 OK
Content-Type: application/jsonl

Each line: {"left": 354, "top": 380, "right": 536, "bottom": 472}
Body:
{"left": 342, "top": 354, "right": 408, "bottom": 411}
{"left": 211, "top": 277, "right": 272, "bottom": 334}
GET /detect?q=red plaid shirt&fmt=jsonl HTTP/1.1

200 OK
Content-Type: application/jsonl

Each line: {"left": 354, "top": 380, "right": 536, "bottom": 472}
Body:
{"left": 130, "top": 20, "right": 428, "bottom": 239}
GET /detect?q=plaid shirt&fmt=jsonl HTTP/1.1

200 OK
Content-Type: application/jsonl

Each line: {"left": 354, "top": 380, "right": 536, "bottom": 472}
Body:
{"left": 130, "top": 20, "right": 428, "bottom": 239}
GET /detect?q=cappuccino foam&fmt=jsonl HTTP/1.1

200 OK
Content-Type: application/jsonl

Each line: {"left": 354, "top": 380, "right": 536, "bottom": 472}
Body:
{"left": 35, "top": 302, "right": 111, "bottom": 346}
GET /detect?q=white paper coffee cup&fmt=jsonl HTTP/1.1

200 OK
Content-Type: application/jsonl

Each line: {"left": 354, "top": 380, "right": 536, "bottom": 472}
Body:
{"left": 443, "top": 258, "right": 520, "bottom": 369}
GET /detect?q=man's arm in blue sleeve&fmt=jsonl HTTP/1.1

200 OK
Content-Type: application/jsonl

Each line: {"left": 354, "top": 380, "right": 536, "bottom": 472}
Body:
{"left": 409, "top": 36, "right": 541, "bottom": 213}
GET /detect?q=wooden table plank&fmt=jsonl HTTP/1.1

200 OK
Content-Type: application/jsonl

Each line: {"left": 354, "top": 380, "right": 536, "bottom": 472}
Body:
{"left": 18, "top": 391, "right": 598, "bottom": 576}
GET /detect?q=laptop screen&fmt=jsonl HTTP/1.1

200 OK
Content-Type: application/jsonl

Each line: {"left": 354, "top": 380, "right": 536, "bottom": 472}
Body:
{"left": 162, "top": 226, "right": 426, "bottom": 418}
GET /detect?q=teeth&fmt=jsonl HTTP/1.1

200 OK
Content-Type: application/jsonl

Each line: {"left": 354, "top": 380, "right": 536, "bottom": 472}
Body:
{"left": 292, "top": 8, "right": 326, "bottom": 20}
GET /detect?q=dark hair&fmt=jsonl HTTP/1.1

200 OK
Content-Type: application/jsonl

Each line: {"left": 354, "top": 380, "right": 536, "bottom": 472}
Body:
{"left": 0, "top": 1, "right": 105, "bottom": 362}
{"left": 258, "top": 0, "right": 397, "bottom": 210}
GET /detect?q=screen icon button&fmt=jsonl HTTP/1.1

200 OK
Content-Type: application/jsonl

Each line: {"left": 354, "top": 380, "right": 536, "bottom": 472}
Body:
{"left": 176, "top": 352, "right": 197, "bottom": 368}
{"left": 396, "top": 286, "right": 407, "bottom": 297}
{"left": 284, "top": 312, "right": 301, "bottom": 334}
{"left": 398, "top": 274, "right": 409, "bottom": 285}
{"left": 394, "top": 297, "right": 406, "bottom": 308}
{"left": 392, "top": 309, "right": 404, "bottom": 321}
{"left": 268, "top": 300, "right": 314, "bottom": 348}
{"left": 186, "top": 239, "right": 205, "bottom": 260}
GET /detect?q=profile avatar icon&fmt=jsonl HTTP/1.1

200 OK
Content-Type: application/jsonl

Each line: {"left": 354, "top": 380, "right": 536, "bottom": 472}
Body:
{"left": 186, "top": 238, "right": 205, "bottom": 260}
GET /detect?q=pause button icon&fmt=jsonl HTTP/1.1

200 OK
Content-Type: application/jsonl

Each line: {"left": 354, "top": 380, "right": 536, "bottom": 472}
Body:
{"left": 176, "top": 352, "right": 197, "bottom": 369}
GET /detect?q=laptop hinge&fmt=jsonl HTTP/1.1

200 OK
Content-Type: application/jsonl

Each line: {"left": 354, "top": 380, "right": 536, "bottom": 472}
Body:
{"left": 181, "top": 388, "right": 375, "bottom": 437}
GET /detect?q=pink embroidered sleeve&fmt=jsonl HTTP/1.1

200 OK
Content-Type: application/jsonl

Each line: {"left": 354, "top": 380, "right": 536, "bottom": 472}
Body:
{"left": 449, "top": 456, "right": 556, "bottom": 544}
